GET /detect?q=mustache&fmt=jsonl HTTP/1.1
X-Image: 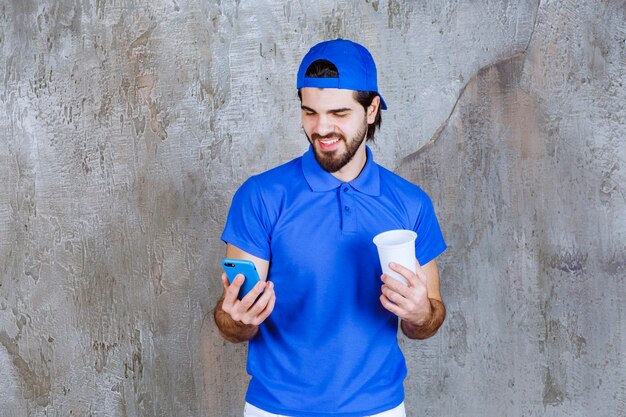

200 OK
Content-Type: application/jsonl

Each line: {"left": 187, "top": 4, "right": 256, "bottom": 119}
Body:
{"left": 311, "top": 133, "right": 344, "bottom": 141}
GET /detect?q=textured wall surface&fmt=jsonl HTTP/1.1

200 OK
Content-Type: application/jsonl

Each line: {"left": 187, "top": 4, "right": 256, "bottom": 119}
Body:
{"left": 0, "top": 1, "right": 624, "bottom": 416}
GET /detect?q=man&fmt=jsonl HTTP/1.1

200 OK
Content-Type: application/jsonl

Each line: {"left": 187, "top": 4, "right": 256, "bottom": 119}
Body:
{"left": 214, "top": 38, "right": 447, "bottom": 417}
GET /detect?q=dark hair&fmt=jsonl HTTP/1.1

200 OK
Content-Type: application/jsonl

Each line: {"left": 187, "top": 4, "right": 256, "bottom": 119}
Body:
{"left": 298, "top": 59, "right": 382, "bottom": 141}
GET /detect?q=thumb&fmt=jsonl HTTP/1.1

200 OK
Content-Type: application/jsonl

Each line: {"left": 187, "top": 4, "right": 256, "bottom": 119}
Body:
{"left": 415, "top": 259, "right": 428, "bottom": 286}
{"left": 221, "top": 272, "right": 231, "bottom": 289}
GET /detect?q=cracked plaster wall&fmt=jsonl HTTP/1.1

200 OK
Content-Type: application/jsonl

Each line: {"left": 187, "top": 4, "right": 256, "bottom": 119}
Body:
{"left": 0, "top": 1, "right": 624, "bottom": 416}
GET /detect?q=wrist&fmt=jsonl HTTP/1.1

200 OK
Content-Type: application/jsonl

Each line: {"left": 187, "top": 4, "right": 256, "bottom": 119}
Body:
{"left": 401, "top": 298, "right": 445, "bottom": 340}
{"left": 403, "top": 312, "right": 432, "bottom": 332}
{"left": 220, "top": 319, "right": 259, "bottom": 343}
{"left": 409, "top": 299, "right": 434, "bottom": 328}
{"left": 214, "top": 300, "right": 259, "bottom": 343}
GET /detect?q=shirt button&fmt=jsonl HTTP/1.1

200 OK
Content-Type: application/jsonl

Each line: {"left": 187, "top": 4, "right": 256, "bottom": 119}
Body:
{"left": 344, "top": 206, "right": 350, "bottom": 212}
{"left": 343, "top": 187, "right": 349, "bottom": 192}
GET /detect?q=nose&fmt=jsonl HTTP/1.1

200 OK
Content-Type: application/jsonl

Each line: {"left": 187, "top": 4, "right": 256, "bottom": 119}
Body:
{"left": 313, "top": 114, "right": 334, "bottom": 137}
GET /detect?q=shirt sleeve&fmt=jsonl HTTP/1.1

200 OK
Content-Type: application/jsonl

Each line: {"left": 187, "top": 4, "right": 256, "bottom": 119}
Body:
{"left": 413, "top": 189, "right": 447, "bottom": 265}
{"left": 221, "top": 176, "right": 272, "bottom": 260}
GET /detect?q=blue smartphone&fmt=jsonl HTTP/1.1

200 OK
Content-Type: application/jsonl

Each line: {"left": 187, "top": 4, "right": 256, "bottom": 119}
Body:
{"left": 222, "top": 258, "right": 262, "bottom": 300}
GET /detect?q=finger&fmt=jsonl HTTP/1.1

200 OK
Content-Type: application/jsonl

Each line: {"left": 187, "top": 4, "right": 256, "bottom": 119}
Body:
{"left": 221, "top": 272, "right": 230, "bottom": 288}
{"left": 240, "top": 282, "right": 274, "bottom": 326}
{"left": 264, "top": 282, "right": 276, "bottom": 314}
{"left": 414, "top": 259, "right": 429, "bottom": 285}
{"left": 381, "top": 274, "right": 411, "bottom": 297}
{"left": 389, "top": 262, "right": 422, "bottom": 288}
{"left": 380, "top": 293, "right": 406, "bottom": 318}
{"left": 252, "top": 282, "right": 276, "bottom": 325}
{"left": 239, "top": 280, "right": 268, "bottom": 310}
{"left": 247, "top": 282, "right": 272, "bottom": 315}
{"left": 224, "top": 274, "right": 245, "bottom": 305}
{"left": 381, "top": 284, "right": 405, "bottom": 306}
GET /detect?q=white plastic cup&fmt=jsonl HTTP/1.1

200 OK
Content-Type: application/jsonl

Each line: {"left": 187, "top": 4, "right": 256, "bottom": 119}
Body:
{"left": 372, "top": 229, "right": 417, "bottom": 285}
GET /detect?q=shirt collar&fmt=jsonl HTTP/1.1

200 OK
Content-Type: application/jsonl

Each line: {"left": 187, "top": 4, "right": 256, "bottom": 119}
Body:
{"left": 301, "top": 145, "right": 380, "bottom": 196}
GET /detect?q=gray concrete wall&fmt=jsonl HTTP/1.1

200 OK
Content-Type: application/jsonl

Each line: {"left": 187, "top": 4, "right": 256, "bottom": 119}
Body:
{"left": 0, "top": 0, "right": 623, "bottom": 416}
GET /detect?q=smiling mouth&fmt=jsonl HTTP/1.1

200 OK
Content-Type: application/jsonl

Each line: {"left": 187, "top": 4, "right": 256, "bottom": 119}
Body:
{"left": 317, "top": 137, "right": 341, "bottom": 152}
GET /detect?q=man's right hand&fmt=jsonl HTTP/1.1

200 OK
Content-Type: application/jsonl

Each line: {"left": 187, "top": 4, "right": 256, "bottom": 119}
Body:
{"left": 220, "top": 272, "right": 276, "bottom": 327}
{"left": 213, "top": 244, "right": 273, "bottom": 343}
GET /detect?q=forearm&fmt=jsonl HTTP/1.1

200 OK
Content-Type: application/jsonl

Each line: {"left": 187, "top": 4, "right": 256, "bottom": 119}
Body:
{"left": 213, "top": 297, "right": 259, "bottom": 343}
{"left": 401, "top": 298, "right": 446, "bottom": 340}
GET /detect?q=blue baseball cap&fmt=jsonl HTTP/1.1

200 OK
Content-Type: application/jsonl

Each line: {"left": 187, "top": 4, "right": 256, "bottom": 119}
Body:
{"left": 297, "top": 38, "right": 388, "bottom": 110}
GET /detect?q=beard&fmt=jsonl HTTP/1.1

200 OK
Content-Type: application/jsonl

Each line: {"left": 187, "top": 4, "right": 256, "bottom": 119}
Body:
{"left": 306, "top": 118, "right": 368, "bottom": 173}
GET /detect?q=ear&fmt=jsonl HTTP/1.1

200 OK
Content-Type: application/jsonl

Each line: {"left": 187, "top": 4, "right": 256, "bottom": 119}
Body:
{"left": 367, "top": 95, "right": 380, "bottom": 124}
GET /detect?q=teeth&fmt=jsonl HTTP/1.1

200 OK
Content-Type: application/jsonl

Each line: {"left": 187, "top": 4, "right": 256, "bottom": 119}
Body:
{"left": 320, "top": 138, "right": 339, "bottom": 144}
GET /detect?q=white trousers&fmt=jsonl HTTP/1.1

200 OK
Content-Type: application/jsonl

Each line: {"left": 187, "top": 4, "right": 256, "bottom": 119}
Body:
{"left": 244, "top": 401, "right": 406, "bottom": 417}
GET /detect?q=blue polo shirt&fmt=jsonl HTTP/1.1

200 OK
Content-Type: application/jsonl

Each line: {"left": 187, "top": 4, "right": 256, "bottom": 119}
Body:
{"left": 222, "top": 146, "right": 446, "bottom": 417}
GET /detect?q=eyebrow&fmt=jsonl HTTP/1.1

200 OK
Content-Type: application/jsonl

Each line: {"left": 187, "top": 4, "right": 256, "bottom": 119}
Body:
{"left": 301, "top": 105, "right": 352, "bottom": 114}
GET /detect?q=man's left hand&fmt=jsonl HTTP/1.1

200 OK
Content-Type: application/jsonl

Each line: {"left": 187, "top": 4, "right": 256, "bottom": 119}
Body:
{"left": 379, "top": 260, "right": 433, "bottom": 326}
